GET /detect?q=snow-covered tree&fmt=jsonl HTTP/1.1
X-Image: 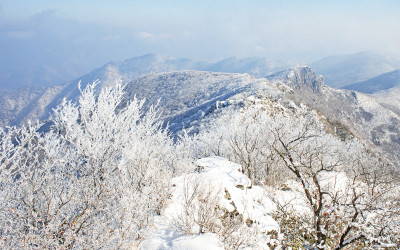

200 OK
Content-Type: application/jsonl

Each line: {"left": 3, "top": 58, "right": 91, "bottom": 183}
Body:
{"left": 267, "top": 111, "right": 399, "bottom": 248}
{"left": 188, "top": 95, "right": 400, "bottom": 248}
{"left": 0, "top": 81, "right": 177, "bottom": 248}
{"left": 189, "top": 99, "right": 292, "bottom": 186}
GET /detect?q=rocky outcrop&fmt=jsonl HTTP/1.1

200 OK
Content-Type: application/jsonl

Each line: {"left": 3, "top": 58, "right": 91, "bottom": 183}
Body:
{"left": 266, "top": 66, "right": 324, "bottom": 93}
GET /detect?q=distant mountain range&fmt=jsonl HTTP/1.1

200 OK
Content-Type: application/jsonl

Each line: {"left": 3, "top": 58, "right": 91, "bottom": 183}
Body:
{"left": 342, "top": 69, "right": 400, "bottom": 94}
{"left": 0, "top": 54, "right": 289, "bottom": 127}
{"left": 2, "top": 50, "right": 400, "bottom": 93}
{"left": 0, "top": 53, "right": 289, "bottom": 90}
{"left": 311, "top": 51, "right": 400, "bottom": 88}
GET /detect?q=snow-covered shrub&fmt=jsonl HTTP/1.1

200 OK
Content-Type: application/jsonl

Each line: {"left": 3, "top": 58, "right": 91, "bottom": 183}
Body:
{"left": 188, "top": 95, "right": 400, "bottom": 248}
{"left": 267, "top": 114, "right": 400, "bottom": 249}
{"left": 271, "top": 206, "right": 313, "bottom": 249}
{"left": 217, "top": 213, "right": 260, "bottom": 250}
{"left": 0, "top": 82, "right": 177, "bottom": 248}
{"left": 261, "top": 108, "right": 399, "bottom": 248}
{"left": 169, "top": 175, "right": 221, "bottom": 235}
{"left": 169, "top": 173, "right": 262, "bottom": 249}
{"left": 191, "top": 102, "right": 292, "bottom": 186}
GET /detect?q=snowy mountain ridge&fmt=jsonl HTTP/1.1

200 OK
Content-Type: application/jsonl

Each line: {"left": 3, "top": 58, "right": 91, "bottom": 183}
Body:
{"left": 1, "top": 55, "right": 400, "bottom": 163}
{"left": 0, "top": 54, "right": 288, "bottom": 127}
{"left": 2, "top": 51, "right": 400, "bottom": 128}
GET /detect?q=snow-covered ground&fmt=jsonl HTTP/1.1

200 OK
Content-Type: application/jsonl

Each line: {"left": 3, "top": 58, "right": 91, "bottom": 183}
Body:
{"left": 138, "top": 155, "right": 379, "bottom": 249}
{"left": 139, "top": 156, "right": 281, "bottom": 249}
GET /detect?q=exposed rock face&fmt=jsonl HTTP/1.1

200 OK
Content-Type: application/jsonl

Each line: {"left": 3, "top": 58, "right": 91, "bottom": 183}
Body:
{"left": 266, "top": 66, "right": 324, "bottom": 93}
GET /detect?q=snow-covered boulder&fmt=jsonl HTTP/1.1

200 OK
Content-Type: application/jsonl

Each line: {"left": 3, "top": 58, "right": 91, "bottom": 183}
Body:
{"left": 140, "top": 156, "right": 280, "bottom": 249}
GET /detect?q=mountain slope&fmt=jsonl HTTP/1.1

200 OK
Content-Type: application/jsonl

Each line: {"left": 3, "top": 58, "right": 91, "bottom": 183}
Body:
{"left": 125, "top": 66, "right": 400, "bottom": 163}
{"left": 122, "top": 71, "right": 279, "bottom": 133}
{"left": 0, "top": 86, "right": 65, "bottom": 127}
{"left": 342, "top": 69, "right": 400, "bottom": 94}
{"left": 372, "top": 86, "right": 400, "bottom": 117}
{"left": 268, "top": 66, "right": 400, "bottom": 162}
{"left": 311, "top": 51, "right": 400, "bottom": 88}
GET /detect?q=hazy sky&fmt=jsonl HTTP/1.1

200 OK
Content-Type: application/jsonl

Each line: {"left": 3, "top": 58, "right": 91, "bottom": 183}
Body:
{"left": 1, "top": 0, "right": 400, "bottom": 88}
